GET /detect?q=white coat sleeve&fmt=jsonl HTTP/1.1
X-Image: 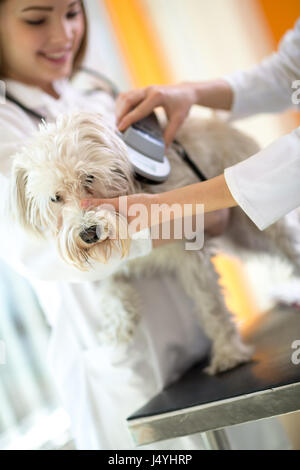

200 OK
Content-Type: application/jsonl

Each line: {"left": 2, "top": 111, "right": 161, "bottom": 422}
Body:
{"left": 224, "top": 126, "right": 300, "bottom": 230}
{"left": 0, "top": 108, "right": 152, "bottom": 283}
{"left": 224, "top": 18, "right": 300, "bottom": 119}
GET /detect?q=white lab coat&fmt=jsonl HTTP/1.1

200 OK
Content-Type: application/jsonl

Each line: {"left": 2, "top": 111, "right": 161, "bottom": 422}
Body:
{"left": 224, "top": 17, "right": 300, "bottom": 230}
{"left": 0, "top": 77, "right": 211, "bottom": 449}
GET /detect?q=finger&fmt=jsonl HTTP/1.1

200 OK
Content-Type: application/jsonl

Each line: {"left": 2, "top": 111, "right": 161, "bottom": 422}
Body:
{"left": 118, "top": 94, "right": 162, "bottom": 131}
{"left": 80, "top": 198, "right": 102, "bottom": 209}
{"left": 163, "top": 113, "right": 185, "bottom": 147}
{"left": 115, "top": 89, "right": 146, "bottom": 124}
{"left": 80, "top": 198, "right": 113, "bottom": 209}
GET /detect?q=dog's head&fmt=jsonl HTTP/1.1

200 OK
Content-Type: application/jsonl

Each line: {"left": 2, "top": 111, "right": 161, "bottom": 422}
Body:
{"left": 10, "top": 112, "right": 136, "bottom": 270}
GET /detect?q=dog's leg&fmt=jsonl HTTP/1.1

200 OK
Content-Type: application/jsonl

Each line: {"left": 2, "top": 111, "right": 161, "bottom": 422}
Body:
{"left": 96, "top": 276, "right": 141, "bottom": 345}
{"left": 177, "top": 248, "right": 254, "bottom": 375}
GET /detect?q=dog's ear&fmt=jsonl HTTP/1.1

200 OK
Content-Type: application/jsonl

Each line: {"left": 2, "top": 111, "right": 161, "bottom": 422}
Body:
{"left": 10, "top": 161, "right": 43, "bottom": 235}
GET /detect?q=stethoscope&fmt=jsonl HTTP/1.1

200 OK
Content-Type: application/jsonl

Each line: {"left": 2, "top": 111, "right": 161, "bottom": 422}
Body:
{"left": 4, "top": 67, "right": 207, "bottom": 184}
{"left": 5, "top": 91, "right": 48, "bottom": 122}
{"left": 5, "top": 66, "right": 119, "bottom": 122}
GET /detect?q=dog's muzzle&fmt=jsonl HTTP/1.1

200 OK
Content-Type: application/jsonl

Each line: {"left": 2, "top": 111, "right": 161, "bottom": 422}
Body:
{"left": 79, "top": 225, "right": 100, "bottom": 244}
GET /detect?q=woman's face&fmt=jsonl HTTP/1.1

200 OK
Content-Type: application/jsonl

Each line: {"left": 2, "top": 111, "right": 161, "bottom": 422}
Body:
{"left": 0, "top": 0, "right": 85, "bottom": 91}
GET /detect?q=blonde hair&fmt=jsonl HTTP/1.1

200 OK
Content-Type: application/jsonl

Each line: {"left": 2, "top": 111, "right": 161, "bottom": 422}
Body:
{"left": 0, "top": 0, "right": 88, "bottom": 79}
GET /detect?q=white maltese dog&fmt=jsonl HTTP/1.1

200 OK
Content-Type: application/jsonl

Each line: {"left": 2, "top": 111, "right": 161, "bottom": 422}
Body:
{"left": 10, "top": 112, "right": 300, "bottom": 374}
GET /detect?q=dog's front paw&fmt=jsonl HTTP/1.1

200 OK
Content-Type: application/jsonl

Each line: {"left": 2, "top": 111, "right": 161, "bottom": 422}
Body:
{"left": 204, "top": 339, "right": 254, "bottom": 375}
{"left": 97, "top": 315, "right": 137, "bottom": 345}
{"left": 97, "top": 281, "right": 141, "bottom": 346}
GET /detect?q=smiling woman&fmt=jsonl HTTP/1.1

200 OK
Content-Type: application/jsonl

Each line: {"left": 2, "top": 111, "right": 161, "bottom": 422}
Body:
{"left": 0, "top": 0, "right": 88, "bottom": 97}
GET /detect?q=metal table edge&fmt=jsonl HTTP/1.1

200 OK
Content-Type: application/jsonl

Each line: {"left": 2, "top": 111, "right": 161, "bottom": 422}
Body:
{"left": 127, "top": 381, "right": 300, "bottom": 447}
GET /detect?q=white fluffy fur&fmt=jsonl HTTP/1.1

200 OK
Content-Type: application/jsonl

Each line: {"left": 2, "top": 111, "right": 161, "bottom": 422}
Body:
{"left": 10, "top": 112, "right": 300, "bottom": 374}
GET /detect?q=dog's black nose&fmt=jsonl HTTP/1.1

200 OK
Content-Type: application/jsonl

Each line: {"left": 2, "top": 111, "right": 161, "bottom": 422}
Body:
{"left": 79, "top": 225, "right": 100, "bottom": 244}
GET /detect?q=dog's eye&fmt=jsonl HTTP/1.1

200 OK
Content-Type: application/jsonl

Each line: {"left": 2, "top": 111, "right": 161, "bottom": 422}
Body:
{"left": 85, "top": 175, "right": 94, "bottom": 184}
{"left": 84, "top": 175, "right": 94, "bottom": 195}
{"left": 50, "top": 194, "right": 63, "bottom": 203}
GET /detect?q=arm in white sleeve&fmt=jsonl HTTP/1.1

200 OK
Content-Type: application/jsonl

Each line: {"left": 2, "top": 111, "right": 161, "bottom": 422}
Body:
{"left": 224, "top": 18, "right": 300, "bottom": 119}
{"left": 0, "top": 109, "right": 152, "bottom": 283}
{"left": 224, "top": 126, "right": 300, "bottom": 230}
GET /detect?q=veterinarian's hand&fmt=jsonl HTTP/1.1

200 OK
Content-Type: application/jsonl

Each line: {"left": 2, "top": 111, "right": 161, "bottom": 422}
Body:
{"left": 81, "top": 176, "right": 236, "bottom": 227}
{"left": 81, "top": 194, "right": 155, "bottom": 230}
{"left": 116, "top": 80, "right": 233, "bottom": 148}
{"left": 116, "top": 84, "right": 198, "bottom": 148}
{"left": 81, "top": 189, "right": 231, "bottom": 241}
